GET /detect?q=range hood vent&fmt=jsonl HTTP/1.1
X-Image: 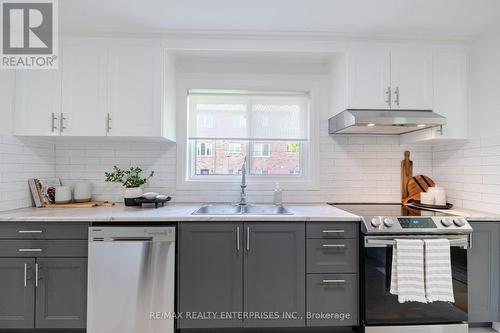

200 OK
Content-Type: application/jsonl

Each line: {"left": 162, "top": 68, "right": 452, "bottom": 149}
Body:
{"left": 328, "top": 109, "right": 446, "bottom": 135}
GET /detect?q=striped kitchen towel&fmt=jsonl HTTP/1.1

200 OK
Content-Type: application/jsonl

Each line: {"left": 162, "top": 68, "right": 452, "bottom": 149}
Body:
{"left": 390, "top": 239, "right": 427, "bottom": 303}
{"left": 424, "top": 239, "right": 455, "bottom": 303}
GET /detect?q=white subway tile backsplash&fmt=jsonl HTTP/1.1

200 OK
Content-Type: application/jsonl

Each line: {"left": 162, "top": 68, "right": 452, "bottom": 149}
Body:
{"left": 433, "top": 134, "right": 500, "bottom": 214}
{"left": 2, "top": 129, "right": 499, "bottom": 215}
{"left": 0, "top": 136, "right": 56, "bottom": 211}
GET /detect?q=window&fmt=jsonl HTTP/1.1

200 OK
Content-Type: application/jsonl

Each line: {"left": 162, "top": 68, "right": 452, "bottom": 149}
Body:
{"left": 228, "top": 143, "right": 242, "bottom": 154}
{"left": 253, "top": 143, "right": 270, "bottom": 157}
{"left": 196, "top": 142, "right": 213, "bottom": 156}
{"left": 187, "top": 89, "right": 309, "bottom": 179}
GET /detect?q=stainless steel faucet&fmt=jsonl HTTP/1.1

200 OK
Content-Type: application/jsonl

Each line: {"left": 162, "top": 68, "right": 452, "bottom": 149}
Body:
{"left": 239, "top": 156, "right": 247, "bottom": 206}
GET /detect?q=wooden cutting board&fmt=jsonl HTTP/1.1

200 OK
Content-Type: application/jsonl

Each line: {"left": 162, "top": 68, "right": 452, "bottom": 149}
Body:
{"left": 404, "top": 175, "right": 436, "bottom": 204}
{"left": 43, "top": 201, "right": 115, "bottom": 208}
{"left": 401, "top": 151, "right": 413, "bottom": 201}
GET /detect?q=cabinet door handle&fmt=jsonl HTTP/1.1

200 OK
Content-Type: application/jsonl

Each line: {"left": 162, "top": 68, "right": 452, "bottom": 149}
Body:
{"left": 51, "top": 113, "right": 58, "bottom": 132}
{"left": 322, "top": 230, "right": 344, "bottom": 234}
{"left": 236, "top": 227, "right": 240, "bottom": 252}
{"left": 322, "top": 279, "right": 346, "bottom": 284}
{"left": 246, "top": 227, "right": 250, "bottom": 252}
{"left": 35, "top": 263, "right": 39, "bottom": 287}
{"left": 394, "top": 87, "right": 400, "bottom": 107}
{"left": 60, "top": 113, "right": 67, "bottom": 132}
{"left": 18, "top": 248, "right": 43, "bottom": 252}
{"left": 385, "top": 86, "right": 392, "bottom": 107}
{"left": 106, "top": 113, "right": 112, "bottom": 133}
{"left": 322, "top": 244, "right": 346, "bottom": 248}
{"left": 18, "top": 230, "right": 43, "bottom": 234}
{"left": 24, "top": 263, "right": 28, "bottom": 287}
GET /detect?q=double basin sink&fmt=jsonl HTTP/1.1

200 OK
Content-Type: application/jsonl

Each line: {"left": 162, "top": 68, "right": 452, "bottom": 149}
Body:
{"left": 193, "top": 204, "right": 293, "bottom": 215}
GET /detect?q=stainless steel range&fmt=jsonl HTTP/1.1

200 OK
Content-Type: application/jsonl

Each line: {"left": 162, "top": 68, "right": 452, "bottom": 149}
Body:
{"left": 329, "top": 203, "right": 472, "bottom": 333}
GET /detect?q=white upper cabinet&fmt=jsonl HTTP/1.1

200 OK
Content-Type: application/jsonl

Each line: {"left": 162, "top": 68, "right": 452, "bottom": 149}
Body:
{"left": 343, "top": 43, "right": 433, "bottom": 111}
{"left": 107, "top": 46, "right": 163, "bottom": 137}
{"left": 14, "top": 69, "right": 61, "bottom": 136}
{"left": 347, "top": 46, "right": 391, "bottom": 109}
{"left": 391, "top": 49, "right": 433, "bottom": 110}
{"left": 61, "top": 44, "right": 108, "bottom": 136}
{"left": 401, "top": 50, "right": 468, "bottom": 143}
{"left": 13, "top": 39, "right": 174, "bottom": 141}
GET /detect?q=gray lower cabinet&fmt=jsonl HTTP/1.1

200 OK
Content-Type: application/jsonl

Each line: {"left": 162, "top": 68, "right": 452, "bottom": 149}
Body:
{"left": 468, "top": 222, "right": 500, "bottom": 323}
{"left": 178, "top": 223, "right": 243, "bottom": 329}
{"left": 0, "top": 258, "right": 35, "bottom": 329}
{"left": 178, "top": 222, "right": 306, "bottom": 329}
{"left": 35, "top": 258, "right": 87, "bottom": 328}
{"left": 306, "top": 274, "right": 358, "bottom": 326}
{"left": 244, "top": 222, "right": 305, "bottom": 328}
{"left": 0, "top": 222, "right": 89, "bottom": 330}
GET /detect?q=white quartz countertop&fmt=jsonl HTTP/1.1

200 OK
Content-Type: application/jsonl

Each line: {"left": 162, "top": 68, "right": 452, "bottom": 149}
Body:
{"left": 0, "top": 203, "right": 361, "bottom": 222}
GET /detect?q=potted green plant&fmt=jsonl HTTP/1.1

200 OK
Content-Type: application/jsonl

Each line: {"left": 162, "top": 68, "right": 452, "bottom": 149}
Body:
{"left": 104, "top": 166, "right": 154, "bottom": 206}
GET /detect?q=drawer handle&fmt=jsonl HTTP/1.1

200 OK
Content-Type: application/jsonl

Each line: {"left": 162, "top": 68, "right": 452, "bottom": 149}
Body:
{"left": 323, "top": 279, "right": 346, "bottom": 284}
{"left": 322, "top": 230, "right": 345, "bottom": 233}
{"left": 18, "top": 248, "right": 43, "bottom": 252}
{"left": 322, "top": 244, "right": 346, "bottom": 248}
{"left": 18, "top": 230, "right": 43, "bottom": 234}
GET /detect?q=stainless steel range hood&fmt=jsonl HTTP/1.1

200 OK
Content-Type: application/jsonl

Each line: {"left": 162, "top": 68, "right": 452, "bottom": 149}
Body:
{"left": 328, "top": 109, "right": 446, "bottom": 135}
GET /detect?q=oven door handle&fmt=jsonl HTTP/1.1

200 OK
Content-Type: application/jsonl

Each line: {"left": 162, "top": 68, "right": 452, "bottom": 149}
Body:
{"left": 363, "top": 236, "right": 471, "bottom": 249}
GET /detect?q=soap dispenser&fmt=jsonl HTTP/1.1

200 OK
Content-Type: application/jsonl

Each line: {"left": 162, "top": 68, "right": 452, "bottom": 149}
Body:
{"left": 273, "top": 183, "right": 283, "bottom": 206}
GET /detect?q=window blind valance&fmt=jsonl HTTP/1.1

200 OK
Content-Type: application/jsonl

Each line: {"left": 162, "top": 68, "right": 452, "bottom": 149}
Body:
{"left": 188, "top": 90, "right": 309, "bottom": 141}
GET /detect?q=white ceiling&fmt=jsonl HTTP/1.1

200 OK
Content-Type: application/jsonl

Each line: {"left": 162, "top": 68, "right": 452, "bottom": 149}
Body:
{"left": 60, "top": 0, "right": 500, "bottom": 39}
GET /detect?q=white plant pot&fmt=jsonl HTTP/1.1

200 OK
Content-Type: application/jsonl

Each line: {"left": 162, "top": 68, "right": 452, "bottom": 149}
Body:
{"left": 124, "top": 187, "right": 143, "bottom": 206}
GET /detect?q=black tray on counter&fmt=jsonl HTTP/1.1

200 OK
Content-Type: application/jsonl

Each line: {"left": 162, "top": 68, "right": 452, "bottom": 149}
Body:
{"left": 408, "top": 200, "right": 453, "bottom": 210}
{"left": 134, "top": 196, "right": 172, "bottom": 208}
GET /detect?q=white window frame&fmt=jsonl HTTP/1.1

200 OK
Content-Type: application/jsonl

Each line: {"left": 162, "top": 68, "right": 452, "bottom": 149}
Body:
{"left": 176, "top": 75, "right": 322, "bottom": 191}
{"left": 253, "top": 143, "right": 270, "bottom": 158}
{"left": 196, "top": 142, "right": 213, "bottom": 157}
{"left": 228, "top": 142, "right": 242, "bottom": 154}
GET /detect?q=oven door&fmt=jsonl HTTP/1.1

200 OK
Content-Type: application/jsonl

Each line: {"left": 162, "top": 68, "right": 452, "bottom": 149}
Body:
{"left": 362, "top": 235, "right": 469, "bottom": 326}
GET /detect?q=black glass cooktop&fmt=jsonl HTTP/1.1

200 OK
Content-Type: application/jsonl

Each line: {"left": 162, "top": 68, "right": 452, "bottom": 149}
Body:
{"left": 327, "top": 203, "right": 456, "bottom": 217}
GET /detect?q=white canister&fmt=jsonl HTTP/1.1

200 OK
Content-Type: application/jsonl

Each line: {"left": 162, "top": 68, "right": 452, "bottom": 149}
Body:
{"left": 420, "top": 191, "right": 435, "bottom": 205}
{"left": 429, "top": 187, "right": 447, "bottom": 206}
{"left": 74, "top": 182, "right": 92, "bottom": 203}
{"left": 55, "top": 186, "right": 72, "bottom": 204}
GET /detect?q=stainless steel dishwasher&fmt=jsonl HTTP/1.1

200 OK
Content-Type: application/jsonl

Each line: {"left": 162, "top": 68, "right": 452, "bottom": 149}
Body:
{"left": 87, "top": 226, "right": 175, "bottom": 333}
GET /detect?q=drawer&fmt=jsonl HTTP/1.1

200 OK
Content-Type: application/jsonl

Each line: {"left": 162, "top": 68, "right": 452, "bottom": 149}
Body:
{"left": 306, "top": 222, "right": 358, "bottom": 239}
{"left": 0, "top": 223, "right": 89, "bottom": 240}
{"left": 307, "top": 239, "right": 357, "bottom": 273}
{"left": 306, "top": 274, "right": 358, "bottom": 327}
{"left": 0, "top": 240, "right": 88, "bottom": 257}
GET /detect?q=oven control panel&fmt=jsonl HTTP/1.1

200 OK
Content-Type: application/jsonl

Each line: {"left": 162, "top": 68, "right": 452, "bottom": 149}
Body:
{"left": 363, "top": 216, "right": 472, "bottom": 234}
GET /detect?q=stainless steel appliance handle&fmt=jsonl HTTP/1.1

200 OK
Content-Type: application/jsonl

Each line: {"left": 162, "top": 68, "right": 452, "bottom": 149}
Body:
{"left": 109, "top": 237, "right": 153, "bottom": 242}
{"left": 18, "top": 230, "right": 43, "bottom": 234}
{"left": 24, "top": 263, "right": 28, "bottom": 287}
{"left": 364, "top": 235, "right": 470, "bottom": 249}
